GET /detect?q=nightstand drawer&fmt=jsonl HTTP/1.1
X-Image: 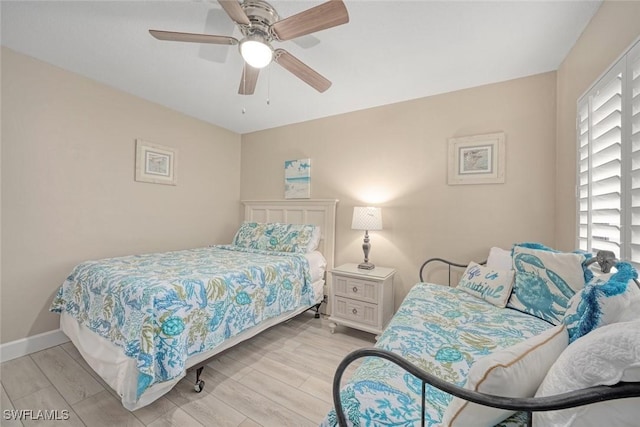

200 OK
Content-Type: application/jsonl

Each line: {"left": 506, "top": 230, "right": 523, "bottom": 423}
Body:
{"left": 333, "top": 296, "right": 378, "bottom": 326}
{"left": 333, "top": 276, "right": 378, "bottom": 304}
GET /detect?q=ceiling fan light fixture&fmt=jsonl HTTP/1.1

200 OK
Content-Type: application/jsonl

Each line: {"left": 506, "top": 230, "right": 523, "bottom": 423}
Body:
{"left": 239, "top": 37, "right": 273, "bottom": 69}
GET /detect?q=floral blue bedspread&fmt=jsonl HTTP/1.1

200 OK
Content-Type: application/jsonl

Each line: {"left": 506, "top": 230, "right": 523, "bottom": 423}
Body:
{"left": 322, "top": 283, "right": 552, "bottom": 427}
{"left": 50, "top": 245, "right": 314, "bottom": 400}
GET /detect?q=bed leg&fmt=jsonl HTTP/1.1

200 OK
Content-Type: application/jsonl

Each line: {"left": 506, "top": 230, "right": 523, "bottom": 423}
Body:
{"left": 314, "top": 302, "right": 321, "bottom": 318}
{"left": 194, "top": 366, "right": 205, "bottom": 393}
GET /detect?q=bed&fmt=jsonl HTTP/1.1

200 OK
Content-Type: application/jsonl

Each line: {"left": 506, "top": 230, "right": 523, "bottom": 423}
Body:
{"left": 324, "top": 246, "right": 640, "bottom": 427}
{"left": 323, "top": 282, "right": 554, "bottom": 426}
{"left": 50, "top": 199, "right": 337, "bottom": 411}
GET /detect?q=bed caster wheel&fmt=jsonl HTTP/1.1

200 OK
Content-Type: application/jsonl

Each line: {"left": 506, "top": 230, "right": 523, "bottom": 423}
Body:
{"left": 194, "top": 380, "right": 205, "bottom": 393}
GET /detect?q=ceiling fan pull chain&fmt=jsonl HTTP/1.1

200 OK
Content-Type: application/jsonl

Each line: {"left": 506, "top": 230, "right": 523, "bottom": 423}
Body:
{"left": 267, "top": 63, "right": 271, "bottom": 106}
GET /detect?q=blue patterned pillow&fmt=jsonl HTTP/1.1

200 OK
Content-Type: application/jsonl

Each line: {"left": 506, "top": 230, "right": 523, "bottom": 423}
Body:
{"left": 563, "top": 262, "right": 639, "bottom": 343}
{"left": 232, "top": 222, "right": 270, "bottom": 249}
{"left": 508, "top": 244, "right": 588, "bottom": 325}
{"left": 232, "top": 222, "right": 319, "bottom": 253}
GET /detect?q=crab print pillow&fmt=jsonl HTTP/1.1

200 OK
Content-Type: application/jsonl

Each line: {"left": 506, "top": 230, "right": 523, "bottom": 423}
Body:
{"left": 508, "top": 244, "right": 588, "bottom": 325}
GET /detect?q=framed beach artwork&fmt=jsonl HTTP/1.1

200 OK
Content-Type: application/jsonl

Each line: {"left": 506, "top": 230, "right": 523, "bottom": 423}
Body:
{"left": 135, "top": 139, "right": 177, "bottom": 185}
{"left": 447, "top": 132, "right": 505, "bottom": 185}
{"left": 284, "top": 158, "right": 311, "bottom": 199}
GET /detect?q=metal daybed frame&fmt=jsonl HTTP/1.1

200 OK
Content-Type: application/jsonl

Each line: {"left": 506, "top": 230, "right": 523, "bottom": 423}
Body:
{"left": 332, "top": 253, "right": 640, "bottom": 427}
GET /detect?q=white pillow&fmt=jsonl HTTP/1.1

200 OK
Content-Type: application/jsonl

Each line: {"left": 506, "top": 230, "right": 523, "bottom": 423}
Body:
{"left": 306, "top": 225, "right": 322, "bottom": 252}
{"left": 443, "top": 325, "right": 568, "bottom": 426}
{"left": 619, "top": 280, "right": 640, "bottom": 322}
{"left": 486, "top": 247, "right": 513, "bottom": 271}
{"left": 457, "top": 262, "right": 514, "bottom": 307}
{"left": 534, "top": 320, "right": 640, "bottom": 427}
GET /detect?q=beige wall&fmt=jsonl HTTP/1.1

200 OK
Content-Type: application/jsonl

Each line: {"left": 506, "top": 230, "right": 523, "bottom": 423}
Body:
{"left": 555, "top": 0, "right": 640, "bottom": 251}
{"left": 241, "top": 72, "right": 558, "bottom": 306}
{"left": 1, "top": 48, "right": 242, "bottom": 344}
{"left": 5, "top": 0, "right": 636, "bottom": 344}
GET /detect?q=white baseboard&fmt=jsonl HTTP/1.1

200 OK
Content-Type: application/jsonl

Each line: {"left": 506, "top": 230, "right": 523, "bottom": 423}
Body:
{"left": 0, "top": 329, "right": 70, "bottom": 363}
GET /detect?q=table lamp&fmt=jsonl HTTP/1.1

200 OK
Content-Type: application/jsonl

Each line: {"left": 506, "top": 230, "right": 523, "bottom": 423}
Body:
{"left": 351, "top": 206, "right": 383, "bottom": 270}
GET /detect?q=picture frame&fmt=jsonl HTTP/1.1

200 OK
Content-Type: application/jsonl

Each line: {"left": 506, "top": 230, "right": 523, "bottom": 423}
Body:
{"left": 284, "top": 158, "right": 311, "bottom": 199}
{"left": 447, "top": 132, "right": 505, "bottom": 185}
{"left": 135, "top": 139, "right": 177, "bottom": 185}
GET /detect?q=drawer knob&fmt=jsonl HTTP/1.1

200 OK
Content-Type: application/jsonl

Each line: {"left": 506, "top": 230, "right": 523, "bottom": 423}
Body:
{"left": 352, "top": 308, "right": 358, "bottom": 315}
{"left": 352, "top": 286, "right": 358, "bottom": 293}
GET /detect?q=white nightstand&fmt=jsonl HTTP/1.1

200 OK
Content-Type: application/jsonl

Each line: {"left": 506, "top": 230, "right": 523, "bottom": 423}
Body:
{"left": 328, "top": 263, "right": 396, "bottom": 338}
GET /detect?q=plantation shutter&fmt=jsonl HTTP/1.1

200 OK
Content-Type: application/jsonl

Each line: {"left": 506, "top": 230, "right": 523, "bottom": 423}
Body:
{"left": 577, "top": 99, "right": 590, "bottom": 252}
{"left": 579, "top": 63, "right": 624, "bottom": 258}
{"left": 628, "top": 42, "right": 640, "bottom": 264}
{"left": 577, "top": 39, "right": 640, "bottom": 267}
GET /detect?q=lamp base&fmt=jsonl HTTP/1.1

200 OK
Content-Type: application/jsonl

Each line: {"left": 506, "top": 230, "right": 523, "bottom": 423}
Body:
{"left": 357, "top": 261, "right": 376, "bottom": 270}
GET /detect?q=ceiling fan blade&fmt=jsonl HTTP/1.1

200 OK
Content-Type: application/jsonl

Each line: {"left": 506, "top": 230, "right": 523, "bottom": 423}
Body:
{"left": 238, "top": 63, "right": 260, "bottom": 95}
{"left": 218, "top": 0, "right": 250, "bottom": 26}
{"left": 271, "top": 0, "right": 349, "bottom": 41}
{"left": 274, "top": 49, "right": 331, "bottom": 93}
{"left": 149, "top": 30, "right": 238, "bottom": 45}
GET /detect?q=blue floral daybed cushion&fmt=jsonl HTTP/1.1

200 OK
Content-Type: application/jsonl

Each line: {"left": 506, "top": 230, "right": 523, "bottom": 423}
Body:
{"left": 232, "top": 222, "right": 320, "bottom": 253}
{"left": 322, "top": 282, "right": 552, "bottom": 427}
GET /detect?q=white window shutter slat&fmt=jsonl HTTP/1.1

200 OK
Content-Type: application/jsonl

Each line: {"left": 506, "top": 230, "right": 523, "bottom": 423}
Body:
{"left": 577, "top": 54, "right": 625, "bottom": 260}
{"left": 627, "top": 41, "right": 640, "bottom": 264}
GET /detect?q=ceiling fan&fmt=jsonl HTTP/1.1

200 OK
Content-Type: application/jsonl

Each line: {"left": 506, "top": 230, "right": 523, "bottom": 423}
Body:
{"left": 149, "top": 0, "right": 349, "bottom": 95}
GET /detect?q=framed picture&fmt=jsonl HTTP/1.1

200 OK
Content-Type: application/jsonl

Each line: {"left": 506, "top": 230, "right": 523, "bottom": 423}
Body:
{"left": 284, "top": 158, "right": 310, "bottom": 199}
{"left": 447, "top": 132, "right": 505, "bottom": 185}
{"left": 135, "top": 139, "right": 177, "bottom": 185}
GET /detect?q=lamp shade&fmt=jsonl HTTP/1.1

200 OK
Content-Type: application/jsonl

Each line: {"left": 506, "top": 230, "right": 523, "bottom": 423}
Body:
{"left": 352, "top": 207, "right": 383, "bottom": 231}
{"left": 239, "top": 38, "right": 273, "bottom": 69}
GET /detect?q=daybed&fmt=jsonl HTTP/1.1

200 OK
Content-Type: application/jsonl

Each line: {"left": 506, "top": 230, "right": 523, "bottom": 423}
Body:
{"left": 50, "top": 199, "right": 337, "bottom": 411}
{"left": 324, "top": 245, "right": 640, "bottom": 426}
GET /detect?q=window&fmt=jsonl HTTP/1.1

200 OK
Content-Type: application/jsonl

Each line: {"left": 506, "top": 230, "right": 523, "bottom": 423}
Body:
{"left": 577, "top": 39, "right": 640, "bottom": 267}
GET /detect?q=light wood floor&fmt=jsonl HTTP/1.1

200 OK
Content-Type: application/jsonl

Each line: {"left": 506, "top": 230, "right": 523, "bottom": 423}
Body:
{"left": 0, "top": 312, "right": 374, "bottom": 427}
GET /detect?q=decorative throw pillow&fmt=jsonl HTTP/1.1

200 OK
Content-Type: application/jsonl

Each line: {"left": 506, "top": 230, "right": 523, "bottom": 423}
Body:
{"left": 259, "top": 222, "right": 318, "bottom": 253}
{"left": 508, "top": 244, "right": 587, "bottom": 325}
{"left": 562, "top": 262, "right": 639, "bottom": 343}
{"left": 232, "top": 222, "right": 319, "bottom": 253}
{"left": 534, "top": 320, "right": 640, "bottom": 427}
{"left": 486, "top": 247, "right": 513, "bottom": 271}
{"left": 443, "top": 325, "right": 568, "bottom": 427}
{"left": 457, "top": 262, "right": 514, "bottom": 307}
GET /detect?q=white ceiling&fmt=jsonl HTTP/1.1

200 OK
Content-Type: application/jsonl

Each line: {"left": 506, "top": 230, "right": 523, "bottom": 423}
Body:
{"left": 1, "top": 0, "right": 602, "bottom": 134}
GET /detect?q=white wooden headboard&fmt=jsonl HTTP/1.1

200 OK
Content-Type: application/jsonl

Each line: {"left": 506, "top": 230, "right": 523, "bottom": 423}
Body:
{"left": 242, "top": 199, "right": 338, "bottom": 270}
